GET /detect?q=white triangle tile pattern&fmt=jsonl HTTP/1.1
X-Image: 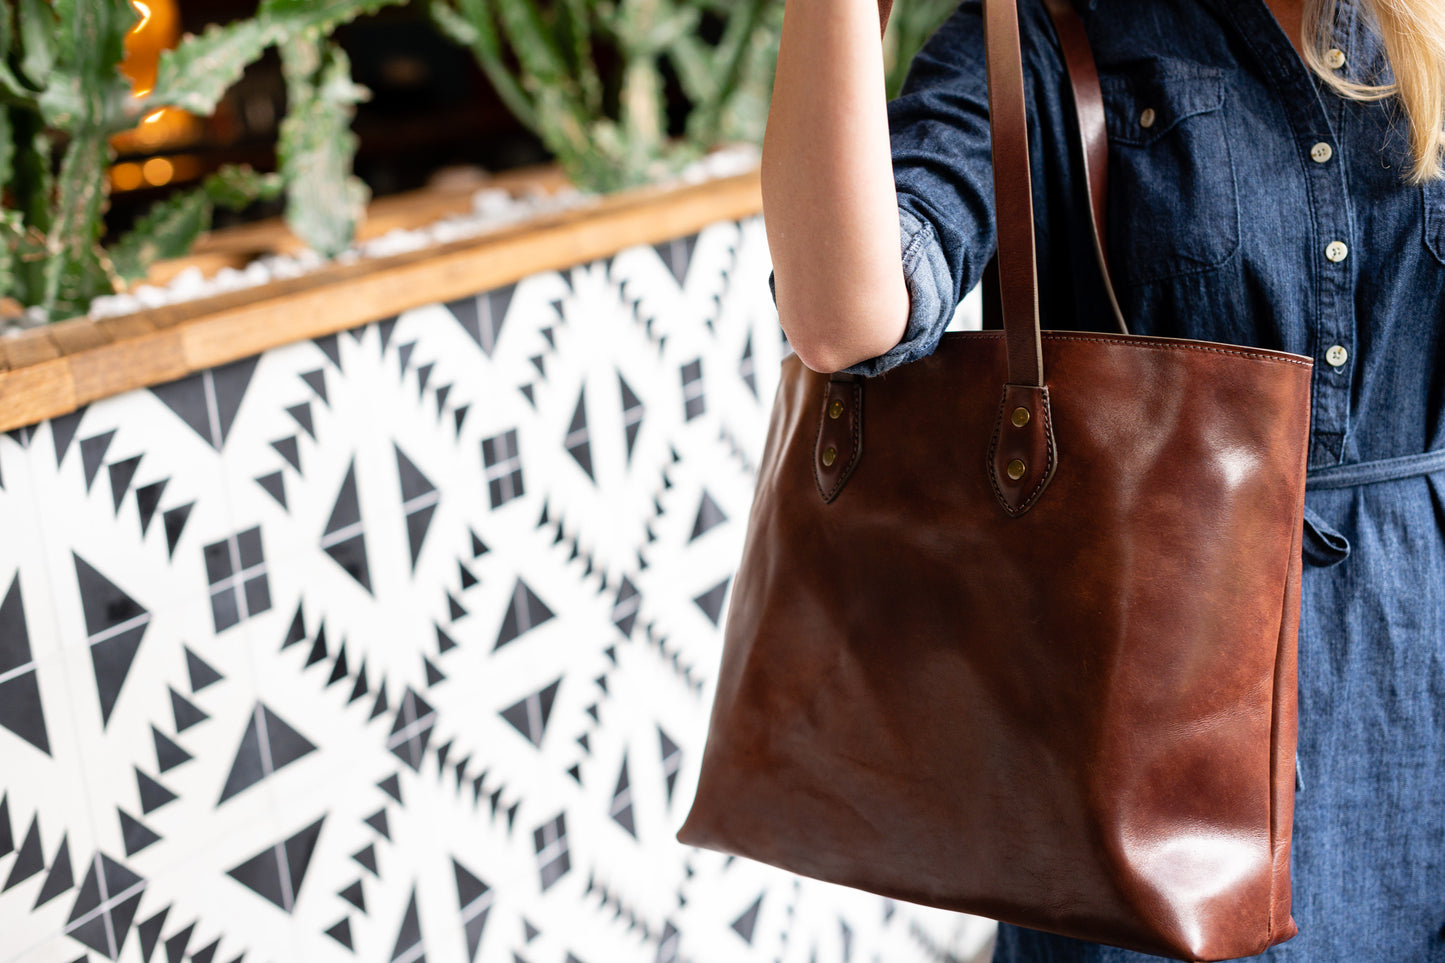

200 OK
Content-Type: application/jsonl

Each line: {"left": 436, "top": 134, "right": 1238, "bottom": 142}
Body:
{"left": 0, "top": 217, "right": 990, "bottom": 962}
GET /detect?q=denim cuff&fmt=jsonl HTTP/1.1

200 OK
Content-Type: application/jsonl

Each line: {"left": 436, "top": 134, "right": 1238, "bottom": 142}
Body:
{"left": 768, "top": 207, "right": 955, "bottom": 378}
{"left": 842, "top": 207, "right": 953, "bottom": 377}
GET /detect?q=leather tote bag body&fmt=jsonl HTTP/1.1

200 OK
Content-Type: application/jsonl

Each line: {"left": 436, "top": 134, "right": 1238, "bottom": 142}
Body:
{"left": 676, "top": 1, "right": 1311, "bottom": 960}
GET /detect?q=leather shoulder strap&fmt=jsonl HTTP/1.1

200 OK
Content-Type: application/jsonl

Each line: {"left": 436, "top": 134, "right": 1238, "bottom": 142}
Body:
{"left": 881, "top": 0, "right": 1126, "bottom": 339}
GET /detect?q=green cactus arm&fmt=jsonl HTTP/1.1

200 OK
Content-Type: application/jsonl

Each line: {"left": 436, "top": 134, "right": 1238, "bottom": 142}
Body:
{"left": 493, "top": 0, "right": 573, "bottom": 95}
{"left": 145, "top": 20, "right": 274, "bottom": 116}
{"left": 428, "top": 0, "right": 538, "bottom": 130}
{"left": 0, "top": 208, "right": 19, "bottom": 303}
{"left": 41, "top": 132, "right": 112, "bottom": 319}
{"left": 555, "top": 0, "right": 601, "bottom": 113}
{"left": 258, "top": 0, "right": 406, "bottom": 35}
{"left": 16, "top": 0, "right": 56, "bottom": 90}
{"left": 0, "top": 105, "right": 12, "bottom": 193}
{"left": 683, "top": 0, "right": 770, "bottom": 139}
{"left": 278, "top": 37, "right": 369, "bottom": 257}
{"left": 106, "top": 165, "right": 282, "bottom": 283}
{"left": 39, "top": 0, "right": 138, "bottom": 133}
{"left": 147, "top": 0, "right": 403, "bottom": 117}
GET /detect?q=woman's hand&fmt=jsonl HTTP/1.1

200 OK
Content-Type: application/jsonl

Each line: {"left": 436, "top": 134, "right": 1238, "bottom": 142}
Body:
{"left": 763, "top": 0, "right": 911, "bottom": 374}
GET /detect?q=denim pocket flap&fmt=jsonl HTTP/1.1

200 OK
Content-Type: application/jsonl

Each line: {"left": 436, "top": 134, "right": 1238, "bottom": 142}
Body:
{"left": 1102, "top": 59, "right": 1226, "bottom": 147}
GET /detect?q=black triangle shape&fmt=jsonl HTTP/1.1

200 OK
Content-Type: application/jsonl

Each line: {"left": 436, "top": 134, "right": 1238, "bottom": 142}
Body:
{"left": 0, "top": 794, "right": 11, "bottom": 857}
{"left": 339, "top": 879, "right": 366, "bottom": 912}
{"left": 256, "top": 471, "right": 287, "bottom": 508}
{"left": 136, "top": 767, "right": 178, "bottom": 814}
{"left": 405, "top": 504, "right": 437, "bottom": 574}
{"left": 374, "top": 773, "right": 402, "bottom": 804}
{"left": 6, "top": 425, "right": 32, "bottom": 447}
{"left": 612, "top": 576, "right": 640, "bottom": 638}
{"left": 119, "top": 809, "right": 162, "bottom": 856}
{"left": 389, "top": 888, "right": 423, "bottom": 962}
{"left": 226, "top": 816, "right": 324, "bottom": 913}
{"left": 137, "top": 908, "right": 169, "bottom": 963}
{"left": 395, "top": 444, "right": 437, "bottom": 503}
{"left": 566, "top": 764, "right": 581, "bottom": 784}
{"left": 447, "top": 593, "right": 466, "bottom": 621}
{"left": 3, "top": 817, "right": 44, "bottom": 890}
{"left": 135, "top": 479, "right": 168, "bottom": 536}
{"left": 693, "top": 577, "right": 731, "bottom": 626}
{"left": 151, "top": 359, "right": 258, "bottom": 449}
{"left": 271, "top": 436, "right": 302, "bottom": 472}
{"left": 348, "top": 661, "right": 370, "bottom": 704}
{"left": 378, "top": 316, "right": 398, "bottom": 352}
{"left": 690, "top": 491, "right": 728, "bottom": 541}
{"left": 219, "top": 703, "right": 318, "bottom": 804}
{"left": 75, "top": 552, "right": 148, "bottom": 637}
{"left": 301, "top": 369, "right": 329, "bottom": 405}
{"left": 79, "top": 431, "right": 116, "bottom": 492}
{"left": 164, "top": 921, "right": 195, "bottom": 963}
{"left": 470, "top": 531, "right": 489, "bottom": 558}
{"left": 324, "top": 461, "right": 362, "bottom": 534}
{"left": 576, "top": 732, "right": 590, "bottom": 754}
{"left": 523, "top": 919, "right": 539, "bottom": 943}
{"left": 494, "top": 580, "right": 555, "bottom": 650}
{"left": 436, "top": 625, "right": 458, "bottom": 654}
{"left": 191, "top": 938, "right": 220, "bottom": 963}
{"left": 610, "top": 756, "right": 636, "bottom": 837}
{"left": 731, "top": 894, "right": 763, "bottom": 944}
{"left": 499, "top": 678, "right": 560, "bottom": 748}
{"left": 91, "top": 625, "right": 149, "bottom": 730}
{"left": 352, "top": 844, "right": 378, "bottom": 877}
{"left": 364, "top": 809, "right": 390, "bottom": 840}
{"left": 0, "top": 671, "right": 50, "bottom": 755}
{"left": 0, "top": 576, "right": 30, "bottom": 676}
{"left": 51, "top": 408, "right": 87, "bottom": 467}
{"left": 185, "top": 646, "right": 223, "bottom": 692}
{"left": 398, "top": 342, "right": 416, "bottom": 374}
{"left": 453, "top": 857, "right": 490, "bottom": 911}
{"left": 435, "top": 383, "right": 452, "bottom": 416}
{"left": 163, "top": 503, "right": 193, "bottom": 559}
{"left": 325, "top": 918, "right": 354, "bottom": 951}
{"left": 287, "top": 403, "right": 316, "bottom": 440}
{"left": 314, "top": 334, "right": 343, "bottom": 370}
{"left": 370, "top": 681, "right": 389, "bottom": 721}
{"left": 33, "top": 833, "right": 73, "bottom": 907}
{"left": 518, "top": 383, "right": 535, "bottom": 407}
{"left": 152, "top": 727, "right": 192, "bottom": 772}
{"left": 424, "top": 657, "right": 445, "bottom": 687}
{"left": 281, "top": 606, "right": 306, "bottom": 649}
{"left": 328, "top": 644, "right": 350, "bottom": 687}
{"left": 417, "top": 362, "right": 435, "bottom": 397}
{"left": 109, "top": 456, "right": 142, "bottom": 515}
{"left": 306, "top": 631, "right": 328, "bottom": 667}
{"left": 529, "top": 355, "right": 546, "bottom": 377}
{"left": 564, "top": 389, "right": 594, "bottom": 480}
{"left": 655, "top": 234, "right": 698, "bottom": 285}
{"left": 169, "top": 687, "right": 209, "bottom": 731}
{"left": 454, "top": 404, "right": 470, "bottom": 436}
{"left": 435, "top": 739, "right": 452, "bottom": 772}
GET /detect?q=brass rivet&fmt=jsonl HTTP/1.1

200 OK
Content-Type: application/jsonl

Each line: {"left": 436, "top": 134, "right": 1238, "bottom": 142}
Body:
{"left": 1007, "top": 459, "right": 1026, "bottom": 481}
{"left": 828, "top": 400, "right": 844, "bottom": 420}
{"left": 822, "top": 446, "right": 838, "bottom": 467}
{"left": 1011, "top": 406, "right": 1031, "bottom": 428}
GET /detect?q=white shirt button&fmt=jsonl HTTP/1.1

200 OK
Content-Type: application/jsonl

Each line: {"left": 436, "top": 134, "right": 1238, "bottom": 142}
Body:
{"left": 1325, "top": 240, "right": 1349, "bottom": 262}
{"left": 1310, "top": 142, "right": 1333, "bottom": 163}
{"left": 1139, "top": 107, "right": 1157, "bottom": 128}
{"left": 1325, "top": 345, "right": 1349, "bottom": 367}
{"left": 1325, "top": 47, "right": 1347, "bottom": 69}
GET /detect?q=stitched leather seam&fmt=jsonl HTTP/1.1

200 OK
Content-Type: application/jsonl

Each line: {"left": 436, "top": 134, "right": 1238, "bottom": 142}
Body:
{"left": 813, "top": 383, "right": 863, "bottom": 503}
{"left": 941, "top": 331, "right": 1314, "bottom": 367}
{"left": 988, "top": 387, "right": 1058, "bottom": 517}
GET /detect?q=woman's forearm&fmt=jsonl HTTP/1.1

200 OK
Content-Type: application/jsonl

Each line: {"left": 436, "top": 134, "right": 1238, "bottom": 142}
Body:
{"left": 763, "top": 0, "right": 911, "bottom": 374}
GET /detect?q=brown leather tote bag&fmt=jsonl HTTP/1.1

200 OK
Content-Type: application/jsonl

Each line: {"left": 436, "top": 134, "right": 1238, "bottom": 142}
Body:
{"left": 676, "top": 1, "right": 1311, "bottom": 959}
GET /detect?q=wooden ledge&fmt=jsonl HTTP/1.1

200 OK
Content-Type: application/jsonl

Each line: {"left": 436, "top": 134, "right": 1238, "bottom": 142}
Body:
{"left": 0, "top": 166, "right": 763, "bottom": 434}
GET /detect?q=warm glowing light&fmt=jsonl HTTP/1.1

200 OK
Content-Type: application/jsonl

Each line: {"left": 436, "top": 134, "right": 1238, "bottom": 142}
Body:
{"left": 111, "top": 163, "right": 144, "bottom": 192}
{"left": 142, "top": 157, "right": 174, "bottom": 187}
{"left": 129, "top": 0, "right": 153, "bottom": 32}
{"left": 142, "top": 109, "right": 166, "bottom": 125}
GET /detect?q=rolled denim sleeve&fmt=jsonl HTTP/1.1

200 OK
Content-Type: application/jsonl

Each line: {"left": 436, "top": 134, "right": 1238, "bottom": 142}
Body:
{"left": 839, "top": 207, "right": 955, "bottom": 377}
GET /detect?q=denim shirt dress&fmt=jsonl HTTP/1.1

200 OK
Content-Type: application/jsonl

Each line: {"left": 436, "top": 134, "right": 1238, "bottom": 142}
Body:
{"left": 847, "top": 0, "right": 1445, "bottom": 957}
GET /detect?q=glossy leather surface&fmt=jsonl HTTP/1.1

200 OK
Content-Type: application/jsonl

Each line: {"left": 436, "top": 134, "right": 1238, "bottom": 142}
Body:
{"left": 679, "top": 331, "right": 1310, "bottom": 960}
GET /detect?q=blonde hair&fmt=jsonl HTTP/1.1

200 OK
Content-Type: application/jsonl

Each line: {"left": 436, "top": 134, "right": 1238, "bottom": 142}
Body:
{"left": 1304, "top": 0, "right": 1445, "bottom": 182}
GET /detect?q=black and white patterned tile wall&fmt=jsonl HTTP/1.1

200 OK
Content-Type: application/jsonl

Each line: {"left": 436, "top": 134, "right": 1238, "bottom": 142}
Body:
{"left": 0, "top": 218, "right": 989, "bottom": 963}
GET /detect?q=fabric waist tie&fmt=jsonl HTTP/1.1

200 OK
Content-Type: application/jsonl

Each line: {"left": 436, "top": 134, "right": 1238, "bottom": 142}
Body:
{"left": 1300, "top": 449, "right": 1445, "bottom": 566}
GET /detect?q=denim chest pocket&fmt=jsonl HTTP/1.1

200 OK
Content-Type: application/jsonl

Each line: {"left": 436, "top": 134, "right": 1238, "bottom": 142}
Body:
{"left": 1423, "top": 180, "right": 1445, "bottom": 263}
{"left": 1100, "top": 59, "right": 1240, "bottom": 285}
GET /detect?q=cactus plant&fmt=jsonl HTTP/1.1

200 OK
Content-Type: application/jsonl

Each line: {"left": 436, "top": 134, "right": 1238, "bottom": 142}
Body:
{"left": 0, "top": 0, "right": 402, "bottom": 322}
{"left": 430, "top": 0, "right": 783, "bottom": 193}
